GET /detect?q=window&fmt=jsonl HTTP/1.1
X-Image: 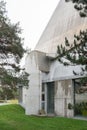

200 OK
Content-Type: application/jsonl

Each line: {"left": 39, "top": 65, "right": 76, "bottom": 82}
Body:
{"left": 42, "top": 94, "right": 45, "bottom": 101}
{"left": 41, "top": 83, "right": 45, "bottom": 110}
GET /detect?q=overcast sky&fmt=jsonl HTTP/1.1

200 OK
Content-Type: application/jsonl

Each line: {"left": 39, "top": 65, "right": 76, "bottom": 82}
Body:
{"left": 5, "top": 0, "right": 60, "bottom": 50}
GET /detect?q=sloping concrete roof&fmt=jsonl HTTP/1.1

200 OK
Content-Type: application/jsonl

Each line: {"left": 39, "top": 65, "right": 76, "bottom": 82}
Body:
{"left": 35, "top": 0, "right": 87, "bottom": 54}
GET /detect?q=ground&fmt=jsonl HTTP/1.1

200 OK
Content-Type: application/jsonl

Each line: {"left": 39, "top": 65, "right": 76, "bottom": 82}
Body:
{"left": 0, "top": 104, "right": 87, "bottom": 130}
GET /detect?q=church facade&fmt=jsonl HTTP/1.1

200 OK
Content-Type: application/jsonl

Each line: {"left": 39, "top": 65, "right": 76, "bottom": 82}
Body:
{"left": 19, "top": 0, "right": 87, "bottom": 117}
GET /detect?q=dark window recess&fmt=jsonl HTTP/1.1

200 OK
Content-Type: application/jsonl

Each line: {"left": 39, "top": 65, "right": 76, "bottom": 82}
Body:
{"left": 42, "top": 94, "right": 45, "bottom": 101}
{"left": 42, "top": 85, "right": 45, "bottom": 92}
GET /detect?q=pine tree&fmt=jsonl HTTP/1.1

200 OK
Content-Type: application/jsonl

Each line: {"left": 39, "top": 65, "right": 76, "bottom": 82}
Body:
{"left": 0, "top": 1, "right": 29, "bottom": 99}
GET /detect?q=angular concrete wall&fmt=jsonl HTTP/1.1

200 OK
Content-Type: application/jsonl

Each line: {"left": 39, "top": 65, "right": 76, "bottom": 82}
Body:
{"left": 24, "top": 51, "right": 42, "bottom": 115}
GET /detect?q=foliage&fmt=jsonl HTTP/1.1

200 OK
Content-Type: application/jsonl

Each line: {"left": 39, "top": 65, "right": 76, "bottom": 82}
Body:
{"left": 56, "top": 0, "right": 87, "bottom": 81}
{"left": 57, "top": 30, "right": 87, "bottom": 69}
{"left": 68, "top": 103, "right": 73, "bottom": 109}
{"left": 68, "top": 102, "right": 87, "bottom": 116}
{"left": 66, "top": 0, "right": 87, "bottom": 17}
{"left": 74, "top": 102, "right": 87, "bottom": 116}
{"left": 0, "top": 104, "right": 87, "bottom": 130}
{"left": 0, "top": 1, "right": 29, "bottom": 99}
{"left": 0, "top": 86, "right": 16, "bottom": 100}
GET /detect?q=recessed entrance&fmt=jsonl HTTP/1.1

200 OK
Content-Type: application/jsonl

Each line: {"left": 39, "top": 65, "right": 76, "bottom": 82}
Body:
{"left": 47, "top": 82, "right": 54, "bottom": 114}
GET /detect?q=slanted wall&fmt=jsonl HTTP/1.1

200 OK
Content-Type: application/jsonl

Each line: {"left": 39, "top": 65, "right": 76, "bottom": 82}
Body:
{"left": 35, "top": 0, "right": 87, "bottom": 54}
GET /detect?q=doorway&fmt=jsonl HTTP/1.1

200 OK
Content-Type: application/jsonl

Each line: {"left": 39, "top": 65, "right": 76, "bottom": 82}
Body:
{"left": 47, "top": 82, "right": 54, "bottom": 114}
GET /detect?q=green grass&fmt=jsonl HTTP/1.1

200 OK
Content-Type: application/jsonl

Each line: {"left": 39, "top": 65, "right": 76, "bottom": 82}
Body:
{"left": 0, "top": 104, "right": 87, "bottom": 130}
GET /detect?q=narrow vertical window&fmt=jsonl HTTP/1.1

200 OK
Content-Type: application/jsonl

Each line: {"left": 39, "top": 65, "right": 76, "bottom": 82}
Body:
{"left": 41, "top": 83, "right": 45, "bottom": 111}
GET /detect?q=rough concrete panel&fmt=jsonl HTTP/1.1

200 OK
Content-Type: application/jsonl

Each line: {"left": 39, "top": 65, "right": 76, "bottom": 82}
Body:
{"left": 67, "top": 98, "right": 74, "bottom": 118}
{"left": 55, "top": 98, "right": 65, "bottom": 116}
{"left": 36, "top": 51, "right": 50, "bottom": 72}
{"left": 61, "top": 80, "right": 72, "bottom": 97}
{"left": 25, "top": 51, "right": 50, "bottom": 73}
{"left": 55, "top": 80, "right": 74, "bottom": 117}
{"left": 25, "top": 72, "right": 41, "bottom": 115}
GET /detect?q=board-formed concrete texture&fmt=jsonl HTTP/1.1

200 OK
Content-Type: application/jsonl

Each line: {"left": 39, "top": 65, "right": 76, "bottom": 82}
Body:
{"left": 35, "top": 0, "right": 87, "bottom": 54}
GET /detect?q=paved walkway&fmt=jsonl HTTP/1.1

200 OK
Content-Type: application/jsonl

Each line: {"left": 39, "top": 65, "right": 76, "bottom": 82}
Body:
{"left": 0, "top": 103, "right": 10, "bottom": 106}
{"left": 73, "top": 116, "right": 87, "bottom": 121}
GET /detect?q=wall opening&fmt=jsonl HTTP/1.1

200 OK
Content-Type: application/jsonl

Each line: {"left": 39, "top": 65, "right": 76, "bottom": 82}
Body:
{"left": 41, "top": 83, "right": 46, "bottom": 111}
{"left": 47, "top": 82, "right": 54, "bottom": 114}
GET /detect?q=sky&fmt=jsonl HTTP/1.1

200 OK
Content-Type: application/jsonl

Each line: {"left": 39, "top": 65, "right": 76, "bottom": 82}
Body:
{"left": 5, "top": 0, "right": 60, "bottom": 50}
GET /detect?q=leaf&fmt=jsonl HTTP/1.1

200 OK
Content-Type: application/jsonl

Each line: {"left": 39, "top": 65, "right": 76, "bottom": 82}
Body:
{"left": 73, "top": 71, "right": 77, "bottom": 75}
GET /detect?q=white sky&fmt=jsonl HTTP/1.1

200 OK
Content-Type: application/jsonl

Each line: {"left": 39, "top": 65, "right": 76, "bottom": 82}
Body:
{"left": 5, "top": 0, "right": 60, "bottom": 50}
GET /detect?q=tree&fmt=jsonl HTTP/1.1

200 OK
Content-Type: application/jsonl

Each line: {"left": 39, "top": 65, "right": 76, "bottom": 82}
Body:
{"left": 0, "top": 1, "right": 29, "bottom": 99}
{"left": 66, "top": 0, "right": 87, "bottom": 17}
{"left": 57, "top": 0, "right": 87, "bottom": 84}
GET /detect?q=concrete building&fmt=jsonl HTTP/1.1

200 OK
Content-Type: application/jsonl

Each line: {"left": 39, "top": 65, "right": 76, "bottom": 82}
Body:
{"left": 20, "top": 0, "right": 87, "bottom": 117}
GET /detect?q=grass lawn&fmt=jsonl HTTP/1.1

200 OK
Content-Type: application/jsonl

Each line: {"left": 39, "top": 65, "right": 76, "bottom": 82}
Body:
{"left": 0, "top": 104, "right": 87, "bottom": 130}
